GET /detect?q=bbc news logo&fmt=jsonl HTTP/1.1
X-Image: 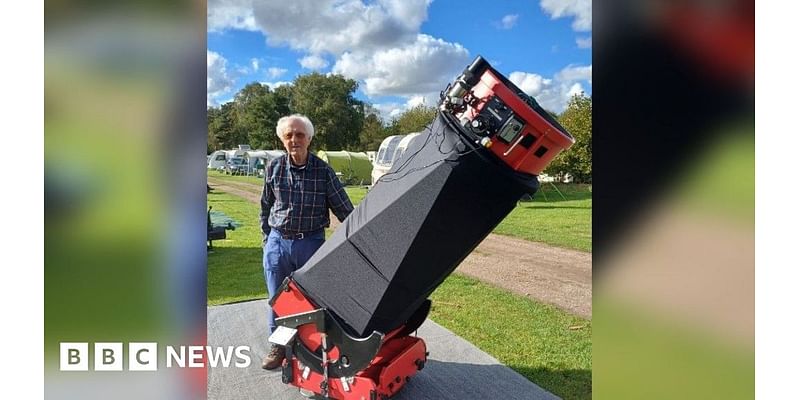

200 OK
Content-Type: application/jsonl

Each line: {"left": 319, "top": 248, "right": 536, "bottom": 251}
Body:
{"left": 59, "top": 342, "right": 251, "bottom": 371}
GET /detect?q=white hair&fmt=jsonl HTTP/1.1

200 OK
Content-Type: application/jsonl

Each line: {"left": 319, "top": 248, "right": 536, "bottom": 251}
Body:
{"left": 276, "top": 114, "right": 315, "bottom": 139}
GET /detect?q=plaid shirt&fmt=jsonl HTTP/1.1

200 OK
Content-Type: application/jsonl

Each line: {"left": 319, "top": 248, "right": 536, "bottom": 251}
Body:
{"left": 260, "top": 153, "right": 354, "bottom": 239}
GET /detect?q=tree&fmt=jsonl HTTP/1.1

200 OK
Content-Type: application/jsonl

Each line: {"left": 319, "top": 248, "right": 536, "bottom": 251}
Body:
{"left": 358, "top": 107, "right": 386, "bottom": 152}
{"left": 545, "top": 94, "right": 592, "bottom": 183}
{"left": 290, "top": 73, "right": 364, "bottom": 151}
{"left": 233, "top": 83, "right": 281, "bottom": 150}
{"left": 207, "top": 107, "right": 222, "bottom": 153}
{"left": 265, "top": 83, "right": 293, "bottom": 148}
{"left": 272, "top": 84, "right": 293, "bottom": 116}
{"left": 387, "top": 105, "right": 437, "bottom": 136}
{"left": 208, "top": 102, "right": 246, "bottom": 151}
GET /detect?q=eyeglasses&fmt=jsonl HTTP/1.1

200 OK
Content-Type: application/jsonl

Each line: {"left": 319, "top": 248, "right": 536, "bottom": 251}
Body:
{"left": 282, "top": 131, "right": 307, "bottom": 140}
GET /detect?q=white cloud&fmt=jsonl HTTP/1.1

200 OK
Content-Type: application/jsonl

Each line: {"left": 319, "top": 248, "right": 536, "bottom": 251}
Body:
{"left": 540, "top": 0, "right": 591, "bottom": 32}
{"left": 509, "top": 64, "right": 592, "bottom": 113}
{"left": 260, "top": 81, "right": 292, "bottom": 89}
{"left": 370, "top": 93, "right": 439, "bottom": 124}
{"left": 372, "top": 102, "right": 406, "bottom": 122}
{"left": 251, "top": 58, "right": 260, "bottom": 71}
{"left": 576, "top": 36, "right": 592, "bottom": 49}
{"left": 405, "top": 95, "right": 426, "bottom": 108}
{"left": 207, "top": 50, "right": 235, "bottom": 106}
{"left": 208, "top": 0, "right": 259, "bottom": 32}
{"left": 567, "top": 82, "right": 584, "bottom": 98}
{"left": 267, "top": 67, "right": 288, "bottom": 78}
{"left": 209, "top": 2, "right": 591, "bottom": 118}
{"left": 333, "top": 34, "right": 470, "bottom": 97}
{"left": 248, "top": 0, "right": 430, "bottom": 55}
{"left": 556, "top": 64, "right": 592, "bottom": 84}
{"left": 208, "top": 1, "right": 468, "bottom": 110}
{"left": 299, "top": 54, "right": 329, "bottom": 70}
{"left": 498, "top": 14, "right": 519, "bottom": 30}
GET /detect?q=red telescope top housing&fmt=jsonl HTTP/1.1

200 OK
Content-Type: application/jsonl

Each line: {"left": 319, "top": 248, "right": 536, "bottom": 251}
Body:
{"left": 440, "top": 56, "right": 575, "bottom": 175}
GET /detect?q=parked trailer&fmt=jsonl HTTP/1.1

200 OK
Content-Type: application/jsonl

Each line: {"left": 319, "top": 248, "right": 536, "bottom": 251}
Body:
{"left": 207, "top": 150, "right": 228, "bottom": 170}
{"left": 371, "top": 133, "right": 421, "bottom": 185}
{"left": 244, "top": 150, "right": 286, "bottom": 176}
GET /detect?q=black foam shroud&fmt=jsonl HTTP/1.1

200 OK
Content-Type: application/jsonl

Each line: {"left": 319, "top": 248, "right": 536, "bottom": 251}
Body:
{"left": 293, "top": 113, "right": 538, "bottom": 337}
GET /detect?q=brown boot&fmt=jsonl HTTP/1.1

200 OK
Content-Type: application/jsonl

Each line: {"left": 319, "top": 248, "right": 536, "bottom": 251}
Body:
{"left": 261, "top": 345, "right": 286, "bottom": 370}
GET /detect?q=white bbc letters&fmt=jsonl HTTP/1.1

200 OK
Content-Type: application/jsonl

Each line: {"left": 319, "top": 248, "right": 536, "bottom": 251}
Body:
{"left": 128, "top": 342, "right": 158, "bottom": 371}
{"left": 60, "top": 342, "right": 89, "bottom": 371}
{"left": 58, "top": 342, "right": 251, "bottom": 370}
{"left": 94, "top": 342, "right": 123, "bottom": 371}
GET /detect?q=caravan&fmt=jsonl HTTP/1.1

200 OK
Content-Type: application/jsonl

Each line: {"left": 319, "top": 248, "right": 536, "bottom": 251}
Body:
{"left": 244, "top": 150, "right": 285, "bottom": 177}
{"left": 371, "top": 132, "right": 421, "bottom": 185}
{"left": 207, "top": 150, "right": 228, "bottom": 170}
{"left": 224, "top": 144, "right": 251, "bottom": 161}
{"left": 208, "top": 145, "right": 251, "bottom": 171}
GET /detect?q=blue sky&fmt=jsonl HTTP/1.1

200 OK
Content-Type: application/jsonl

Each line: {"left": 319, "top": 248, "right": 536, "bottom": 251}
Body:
{"left": 207, "top": 0, "right": 591, "bottom": 119}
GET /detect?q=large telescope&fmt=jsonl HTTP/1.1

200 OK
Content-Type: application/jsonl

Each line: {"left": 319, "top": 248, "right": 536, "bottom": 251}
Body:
{"left": 268, "top": 56, "right": 575, "bottom": 400}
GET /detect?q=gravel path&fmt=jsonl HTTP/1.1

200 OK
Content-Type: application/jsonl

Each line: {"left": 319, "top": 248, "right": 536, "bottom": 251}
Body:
{"left": 208, "top": 177, "right": 592, "bottom": 319}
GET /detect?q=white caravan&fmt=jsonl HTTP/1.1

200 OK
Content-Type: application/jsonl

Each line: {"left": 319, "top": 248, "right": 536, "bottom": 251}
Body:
{"left": 371, "top": 132, "right": 421, "bottom": 185}
{"left": 208, "top": 150, "right": 228, "bottom": 170}
{"left": 244, "top": 150, "right": 286, "bottom": 176}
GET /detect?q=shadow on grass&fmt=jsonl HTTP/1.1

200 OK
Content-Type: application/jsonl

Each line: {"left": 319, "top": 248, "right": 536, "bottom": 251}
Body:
{"left": 520, "top": 184, "right": 593, "bottom": 203}
{"left": 508, "top": 365, "right": 592, "bottom": 400}
{"left": 404, "top": 360, "right": 590, "bottom": 400}
{"left": 207, "top": 191, "right": 243, "bottom": 199}
{"left": 525, "top": 205, "right": 593, "bottom": 210}
{"left": 206, "top": 199, "right": 249, "bottom": 203}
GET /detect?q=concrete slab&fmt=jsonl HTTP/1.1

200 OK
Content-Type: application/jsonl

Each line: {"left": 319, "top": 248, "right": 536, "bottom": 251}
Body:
{"left": 208, "top": 300, "right": 559, "bottom": 400}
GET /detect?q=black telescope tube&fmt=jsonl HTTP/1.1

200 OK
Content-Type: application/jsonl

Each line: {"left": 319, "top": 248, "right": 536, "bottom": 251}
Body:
{"left": 292, "top": 112, "right": 538, "bottom": 337}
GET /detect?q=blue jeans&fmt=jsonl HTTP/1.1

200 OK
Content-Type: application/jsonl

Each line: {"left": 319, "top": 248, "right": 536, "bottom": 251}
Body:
{"left": 264, "top": 229, "right": 325, "bottom": 335}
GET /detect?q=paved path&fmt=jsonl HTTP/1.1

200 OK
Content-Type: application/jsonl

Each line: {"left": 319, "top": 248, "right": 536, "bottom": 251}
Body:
{"left": 208, "top": 177, "right": 592, "bottom": 319}
{"left": 208, "top": 300, "right": 560, "bottom": 400}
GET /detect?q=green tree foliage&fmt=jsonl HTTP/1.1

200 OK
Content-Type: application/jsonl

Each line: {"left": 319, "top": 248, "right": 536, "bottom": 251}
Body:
{"left": 358, "top": 111, "right": 386, "bottom": 152}
{"left": 207, "top": 107, "right": 222, "bottom": 153}
{"left": 545, "top": 94, "right": 592, "bottom": 183}
{"left": 207, "top": 102, "right": 246, "bottom": 151}
{"left": 206, "top": 82, "right": 297, "bottom": 153}
{"left": 387, "top": 104, "right": 438, "bottom": 136}
{"left": 290, "top": 73, "right": 364, "bottom": 151}
{"left": 271, "top": 84, "right": 292, "bottom": 120}
{"left": 233, "top": 83, "right": 280, "bottom": 150}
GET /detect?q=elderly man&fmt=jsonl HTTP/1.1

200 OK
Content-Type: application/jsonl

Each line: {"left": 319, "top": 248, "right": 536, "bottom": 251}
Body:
{"left": 260, "top": 114, "right": 354, "bottom": 370}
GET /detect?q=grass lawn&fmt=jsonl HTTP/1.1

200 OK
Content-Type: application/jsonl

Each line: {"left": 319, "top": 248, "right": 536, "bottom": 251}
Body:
{"left": 593, "top": 298, "right": 752, "bottom": 399}
{"left": 497, "top": 184, "right": 592, "bottom": 252}
{"left": 208, "top": 170, "right": 591, "bottom": 251}
{"left": 431, "top": 275, "right": 591, "bottom": 399}
{"left": 207, "top": 189, "right": 591, "bottom": 399}
{"left": 207, "top": 191, "right": 267, "bottom": 304}
{"left": 208, "top": 170, "right": 264, "bottom": 185}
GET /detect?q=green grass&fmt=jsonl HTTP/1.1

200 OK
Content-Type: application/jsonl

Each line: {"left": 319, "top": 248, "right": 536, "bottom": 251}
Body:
{"left": 593, "top": 298, "right": 752, "bottom": 399}
{"left": 207, "top": 189, "right": 591, "bottom": 399}
{"left": 431, "top": 274, "right": 591, "bottom": 399}
{"left": 677, "top": 131, "right": 754, "bottom": 222}
{"left": 209, "top": 171, "right": 591, "bottom": 252}
{"left": 344, "top": 186, "right": 368, "bottom": 204}
{"left": 207, "top": 191, "right": 269, "bottom": 304}
{"left": 45, "top": 118, "right": 167, "bottom": 358}
{"left": 208, "top": 169, "right": 265, "bottom": 185}
{"left": 496, "top": 184, "right": 592, "bottom": 252}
